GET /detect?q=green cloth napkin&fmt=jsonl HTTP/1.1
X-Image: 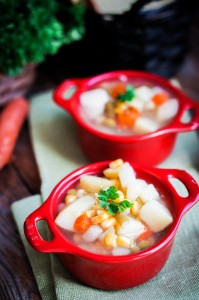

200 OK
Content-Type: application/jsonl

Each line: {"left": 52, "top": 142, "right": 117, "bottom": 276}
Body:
{"left": 12, "top": 90, "right": 199, "bottom": 300}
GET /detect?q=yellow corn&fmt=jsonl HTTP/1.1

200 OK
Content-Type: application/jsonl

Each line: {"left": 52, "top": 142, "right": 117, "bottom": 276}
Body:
{"left": 76, "top": 189, "right": 86, "bottom": 197}
{"left": 64, "top": 194, "right": 77, "bottom": 205}
{"left": 102, "top": 118, "right": 116, "bottom": 128}
{"left": 137, "top": 240, "right": 150, "bottom": 250}
{"left": 116, "top": 236, "right": 131, "bottom": 248}
{"left": 131, "top": 246, "right": 140, "bottom": 253}
{"left": 97, "top": 209, "right": 107, "bottom": 215}
{"left": 92, "top": 204, "right": 100, "bottom": 210}
{"left": 101, "top": 217, "right": 116, "bottom": 229}
{"left": 103, "top": 167, "right": 120, "bottom": 179}
{"left": 84, "top": 209, "right": 96, "bottom": 218}
{"left": 111, "top": 179, "right": 120, "bottom": 189}
{"left": 115, "top": 190, "right": 125, "bottom": 202}
{"left": 130, "top": 200, "right": 141, "bottom": 216}
{"left": 104, "top": 233, "right": 117, "bottom": 247}
{"left": 92, "top": 213, "right": 109, "bottom": 224}
{"left": 109, "top": 159, "right": 124, "bottom": 169}
{"left": 67, "top": 189, "right": 76, "bottom": 195}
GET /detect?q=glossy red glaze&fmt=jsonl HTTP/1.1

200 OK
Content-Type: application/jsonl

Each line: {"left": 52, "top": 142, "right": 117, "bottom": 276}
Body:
{"left": 24, "top": 161, "right": 199, "bottom": 290}
{"left": 53, "top": 70, "right": 199, "bottom": 166}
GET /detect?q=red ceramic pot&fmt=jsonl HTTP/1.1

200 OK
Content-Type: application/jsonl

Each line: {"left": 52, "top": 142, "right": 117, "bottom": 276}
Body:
{"left": 24, "top": 161, "right": 199, "bottom": 290}
{"left": 53, "top": 70, "right": 199, "bottom": 166}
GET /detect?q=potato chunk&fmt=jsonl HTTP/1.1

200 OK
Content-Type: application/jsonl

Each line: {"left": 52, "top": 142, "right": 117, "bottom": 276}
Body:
{"left": 116, "top": 214, "right": 145, "bottom": 240}
{"left": 118, "top": 162, "right": 136, "bottom": 188}
{"left": 139, "top": 184, "right": 160, "bottom": 203}
{"left": 55, "top": 195, "right": 95, "bottom": 231}
{"left": 80, "top": 175, "right": 112, "bottom": 193}
{"left": 139, "top": 200, "right": 173, "bottom": 232}
{"left": 126, "top": 179, "right": 147, "bottom": 202}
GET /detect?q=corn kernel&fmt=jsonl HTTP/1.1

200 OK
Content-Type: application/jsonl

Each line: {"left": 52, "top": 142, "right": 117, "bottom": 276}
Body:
{"left": 115, "top": 190, "right": 125, "bottom": 202}
{"left": 84, "top": 209, "right": 96, "bottom": 218}
{"left": 92, "top": 213, "right": 109, "bottom": 224}
{"left": 104, "top": 233, "right": 117, "bottom": 247}
{"left": 131, "top": 246, "right": 140, "bottom": 253}
{"left": 102, "top": 118, "right": 116, "bottom": 128}
{"left": 76, "top": 189, "right": 86, "bottom": 197}
{"left": 97, "top": 209, "right": 106, "bottom": 215}
{"left": 101, "top": 217, "right": 116, "bottom": 229}
{"left": 111, "top": 179, "right": 120, "bottom": 189}
{"left": 137, "top": 240, "right": 150, "bottom": 249}
{"left": 103, "top": 167, "right": 120, "bottom": 179}
{"left": 109, "top": 159, "right": 124, "bottom": 169}
{"left": 116, "top": 236, "right": 131, "bottom": 248}
{"left": 92, "top": 204, "right": 100, "bottom": 210}
{"left": 67, "top": 189, "right": 76, "bottom": 195}
{"left": 64, "top": 194, "right": 77, "bottom": 205}
{"left": 130, "top": 200, "right": 141, "bottom": 216}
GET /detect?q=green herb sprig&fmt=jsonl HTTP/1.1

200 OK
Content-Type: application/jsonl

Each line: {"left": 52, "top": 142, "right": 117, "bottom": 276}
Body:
{"left": 98, "top": 186, "right": 133, "bottom": 215}
{"left": 117, "top": 85, "right": 135, "bottom": 102}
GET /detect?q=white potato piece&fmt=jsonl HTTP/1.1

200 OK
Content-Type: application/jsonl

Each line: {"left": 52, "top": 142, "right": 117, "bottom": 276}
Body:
{"left": 55, "top": 195, "right": 95, "bottom": 231}
{"left": 139, "top": 200, "right": 173, "bottom": 232}
{"left": 80, "top": 88, "right": 110, "bottom": 120}
{"left": 139, "top": 184, "right": 160, "bottom": 203}
{"left": 134, "top": 117, "right": 159, "bottom": 134}
{"left": 156, "top": 99, "right": 179, "bottom": 122}
{"left": 116, "top": 214, "right": 145, "bottom": 240}
{"left": 80, "top": 175, "right": 112, "bottom": 193}
{"left": 129, "top": 99, "right": 144, "bottom": 112}
{"left": 112, "top": 247, "right": 131, "bottom": 256}
{"left": 126, "top": 179, "right": 147, "bottom": 202}
{"left": 82, "top": 225, "right": 103, "bottom": 242}
{"left": 118, "top": 162, "right": 136, "bottom": 188}
{"left": 135, "top": 86, "right": 153, "bottom": 102}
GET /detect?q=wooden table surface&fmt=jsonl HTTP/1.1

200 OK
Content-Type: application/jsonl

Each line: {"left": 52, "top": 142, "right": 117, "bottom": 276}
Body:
{"left": 0, "top": 22, "right": 199, "bottom": 300}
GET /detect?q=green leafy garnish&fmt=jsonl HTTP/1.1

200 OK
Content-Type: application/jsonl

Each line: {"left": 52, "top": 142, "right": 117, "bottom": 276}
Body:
{"left": 98, "top": 186, "right": 133, "bottom": 215}
{"left": 117, "top": 85, "right": 135, "bottom": 102}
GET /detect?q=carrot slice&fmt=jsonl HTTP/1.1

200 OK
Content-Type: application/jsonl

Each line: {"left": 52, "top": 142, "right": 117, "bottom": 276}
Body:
{"left": 152, "top": 92, "right": 168, "bottom": 106}
{"left": 111, "top": 83, "right": 126, "bottom": 98}
{"left": 0, "top": 98, "right": 29, "bottom": 170}
{"left": 136, "top": 227, "right": 151, "bottom": 242}
{"left": 74, "top": 215, "right": 92, "bottom": 232}
{"left": 117, "top": 107, "right": 140, "bottom": 127}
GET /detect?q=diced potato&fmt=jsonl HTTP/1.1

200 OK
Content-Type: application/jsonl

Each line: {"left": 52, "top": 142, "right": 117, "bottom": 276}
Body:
{"left": 134, "top": 117, "right": 159, "bottom": 134}
{"left": 139, "top": 200, "right": 173, "bottom": 232}
{"left": 135, "top": 86, "right": 154, "bottom": 103}
{"left": 129, "top": 99, "right": 144, "bottom": 112}
{"left": 80, "top": 88, "right": 110, "bottom": 119}
{"left": 116, "top": 214, "right": 145, "bottom": 240}
{"left": 156, "top": 99, "right": 178, "bottom": 122}
{"left": 139, "top": 184, "right": 160, "bottom": 203}
{"left": 118, "top": 162, "right": 136, "bottom": 189}
{"left": 126, "top": 179, "right": 147, "bottom": 202}
{"left": 80, "top": 175, "right": 112, "bottom": 193}
{"left": 112, "top": 247, "right": 131, "bottom": 256}
{"left": 82, "top": 225, "right": 103, "bottom": 243}
{"left": 55, "top": 195, "right": 95, "bottom": 231}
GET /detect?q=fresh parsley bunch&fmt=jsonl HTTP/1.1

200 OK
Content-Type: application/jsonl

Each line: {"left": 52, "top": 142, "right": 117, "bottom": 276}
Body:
{"left": 98, "top": 186, "right": 133, "bottom": 215}
{"left": 0, "top": 0, "right": 85, "bottom": 76}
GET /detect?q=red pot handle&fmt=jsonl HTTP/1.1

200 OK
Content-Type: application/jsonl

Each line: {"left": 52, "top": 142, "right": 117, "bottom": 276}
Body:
{"left": 24, "top": 199, "right": 80, "bottom": 254}
{"left": 165, "top": 94, "right": 199, "bottom": 133}
{"left": 53, "top": 78, "right": 85, "bottom": 115}
{"left": 152, "top": 168, "right": 199, "bottom": 217}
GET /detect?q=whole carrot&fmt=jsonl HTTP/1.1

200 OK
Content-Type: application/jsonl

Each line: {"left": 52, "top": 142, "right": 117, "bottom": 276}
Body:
{"left": 0, "top": 98, "right": 29, "bottom": 170}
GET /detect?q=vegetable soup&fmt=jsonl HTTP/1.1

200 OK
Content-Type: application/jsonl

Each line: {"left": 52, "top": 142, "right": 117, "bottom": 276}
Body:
{"left": 55, "top": 159, "right": 173, "bottom": 256}
{"left": 80, "top": 80, "right": 179, "bottom": 135}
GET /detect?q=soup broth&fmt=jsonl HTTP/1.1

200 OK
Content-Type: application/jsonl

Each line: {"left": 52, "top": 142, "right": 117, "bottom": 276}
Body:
{"left": 55, "top": 159, "right": 173, "bottom": 256}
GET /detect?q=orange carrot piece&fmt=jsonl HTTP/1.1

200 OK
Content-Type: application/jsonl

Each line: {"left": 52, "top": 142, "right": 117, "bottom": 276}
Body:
{"left": 0, "top": 98, "right": 29, "bottom": 170}
{"left": 111, "top": 83, "right": 126, "bottom": 98}
{"left": 152, "top": 92, "right": 168, "bottom": 106}
{"left": 136, "top": 227, "right": 151, "bottom": 242}
{"left": 117, "top": 107, "right": 140, "bottom": 127}
{"left": 74, "top": 215, "right": 92, "bottom": 232}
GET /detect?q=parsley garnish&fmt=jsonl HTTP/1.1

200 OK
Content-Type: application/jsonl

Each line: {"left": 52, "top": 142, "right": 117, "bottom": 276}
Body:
{"left": 117, "top": 85, "right": 135, "bottom": 102}
{"left": 97, "top": 186, "right": 133, "bottom": 215}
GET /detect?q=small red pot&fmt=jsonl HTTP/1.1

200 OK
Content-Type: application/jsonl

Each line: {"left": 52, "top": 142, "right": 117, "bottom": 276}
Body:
{"left": 24, "top": 161, "right": 199, "bottom": 290}
{"left": 53, "top": 70, "right": 199, "bottom": 166}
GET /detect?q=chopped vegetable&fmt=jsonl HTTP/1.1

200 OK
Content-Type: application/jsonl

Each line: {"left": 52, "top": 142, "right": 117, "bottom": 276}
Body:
{"left": 98, "top": 186, "right": 133, "bottom": 215}
{"left": 111, "top": 83, "right": 126, "bottom": 98}
{"left": 0, "top": 98, "right": 29, "bottom": 170}
{"left": 136, "top": 227, "right": 151, "bottom": 242}
{"left": 117, "top": 107, "right": 140, "bottom": 127}
{"left": 117, "top": 85, "right": 135, "bottom": 102}
{"left": 74, "top": 215, "right": 92, "bottom": 232}
{"left": 152, "top": 92, "right": 168, "bottom": 106}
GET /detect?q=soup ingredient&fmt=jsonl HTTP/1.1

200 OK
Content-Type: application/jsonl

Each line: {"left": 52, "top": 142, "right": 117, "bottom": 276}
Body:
{"left": 80, "top": 88, "right": 110, "bottom": 119}
{"left": 0, "top": 97, "right": 29, "bottom": 170}
{"left": 98, "top": 186, "right": 133, "bottom": 215}
{"left": 74, "top": 215, "right": 92, "bottom": 232}
{"left": 139, "top": 200, "right": 173, "bottom": 232}
{"left": 55, "top": 195, "right": 95, "bottom": 231}
{"left": 116, "top": 214, "right": 145, "bottom": 240}
{"left": 118, "top": 162, "right": 136, "bottom": 188}
{"left": 82, "top": 225, "right": 103, "bottom": 242}
{"left": 116, "top": 85, "right": 135, "bottom": 102}
{"left": 80, "top": 175, "right": 112, "bottom": 193}
{"left": 117, "top": 107, "right": 140, "bottom": 127}
{"left": 152, "top": 92, "right": 168, "bottom": 106}
{"left": 156, "top": 99, "right": 178, "bottom": 122}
